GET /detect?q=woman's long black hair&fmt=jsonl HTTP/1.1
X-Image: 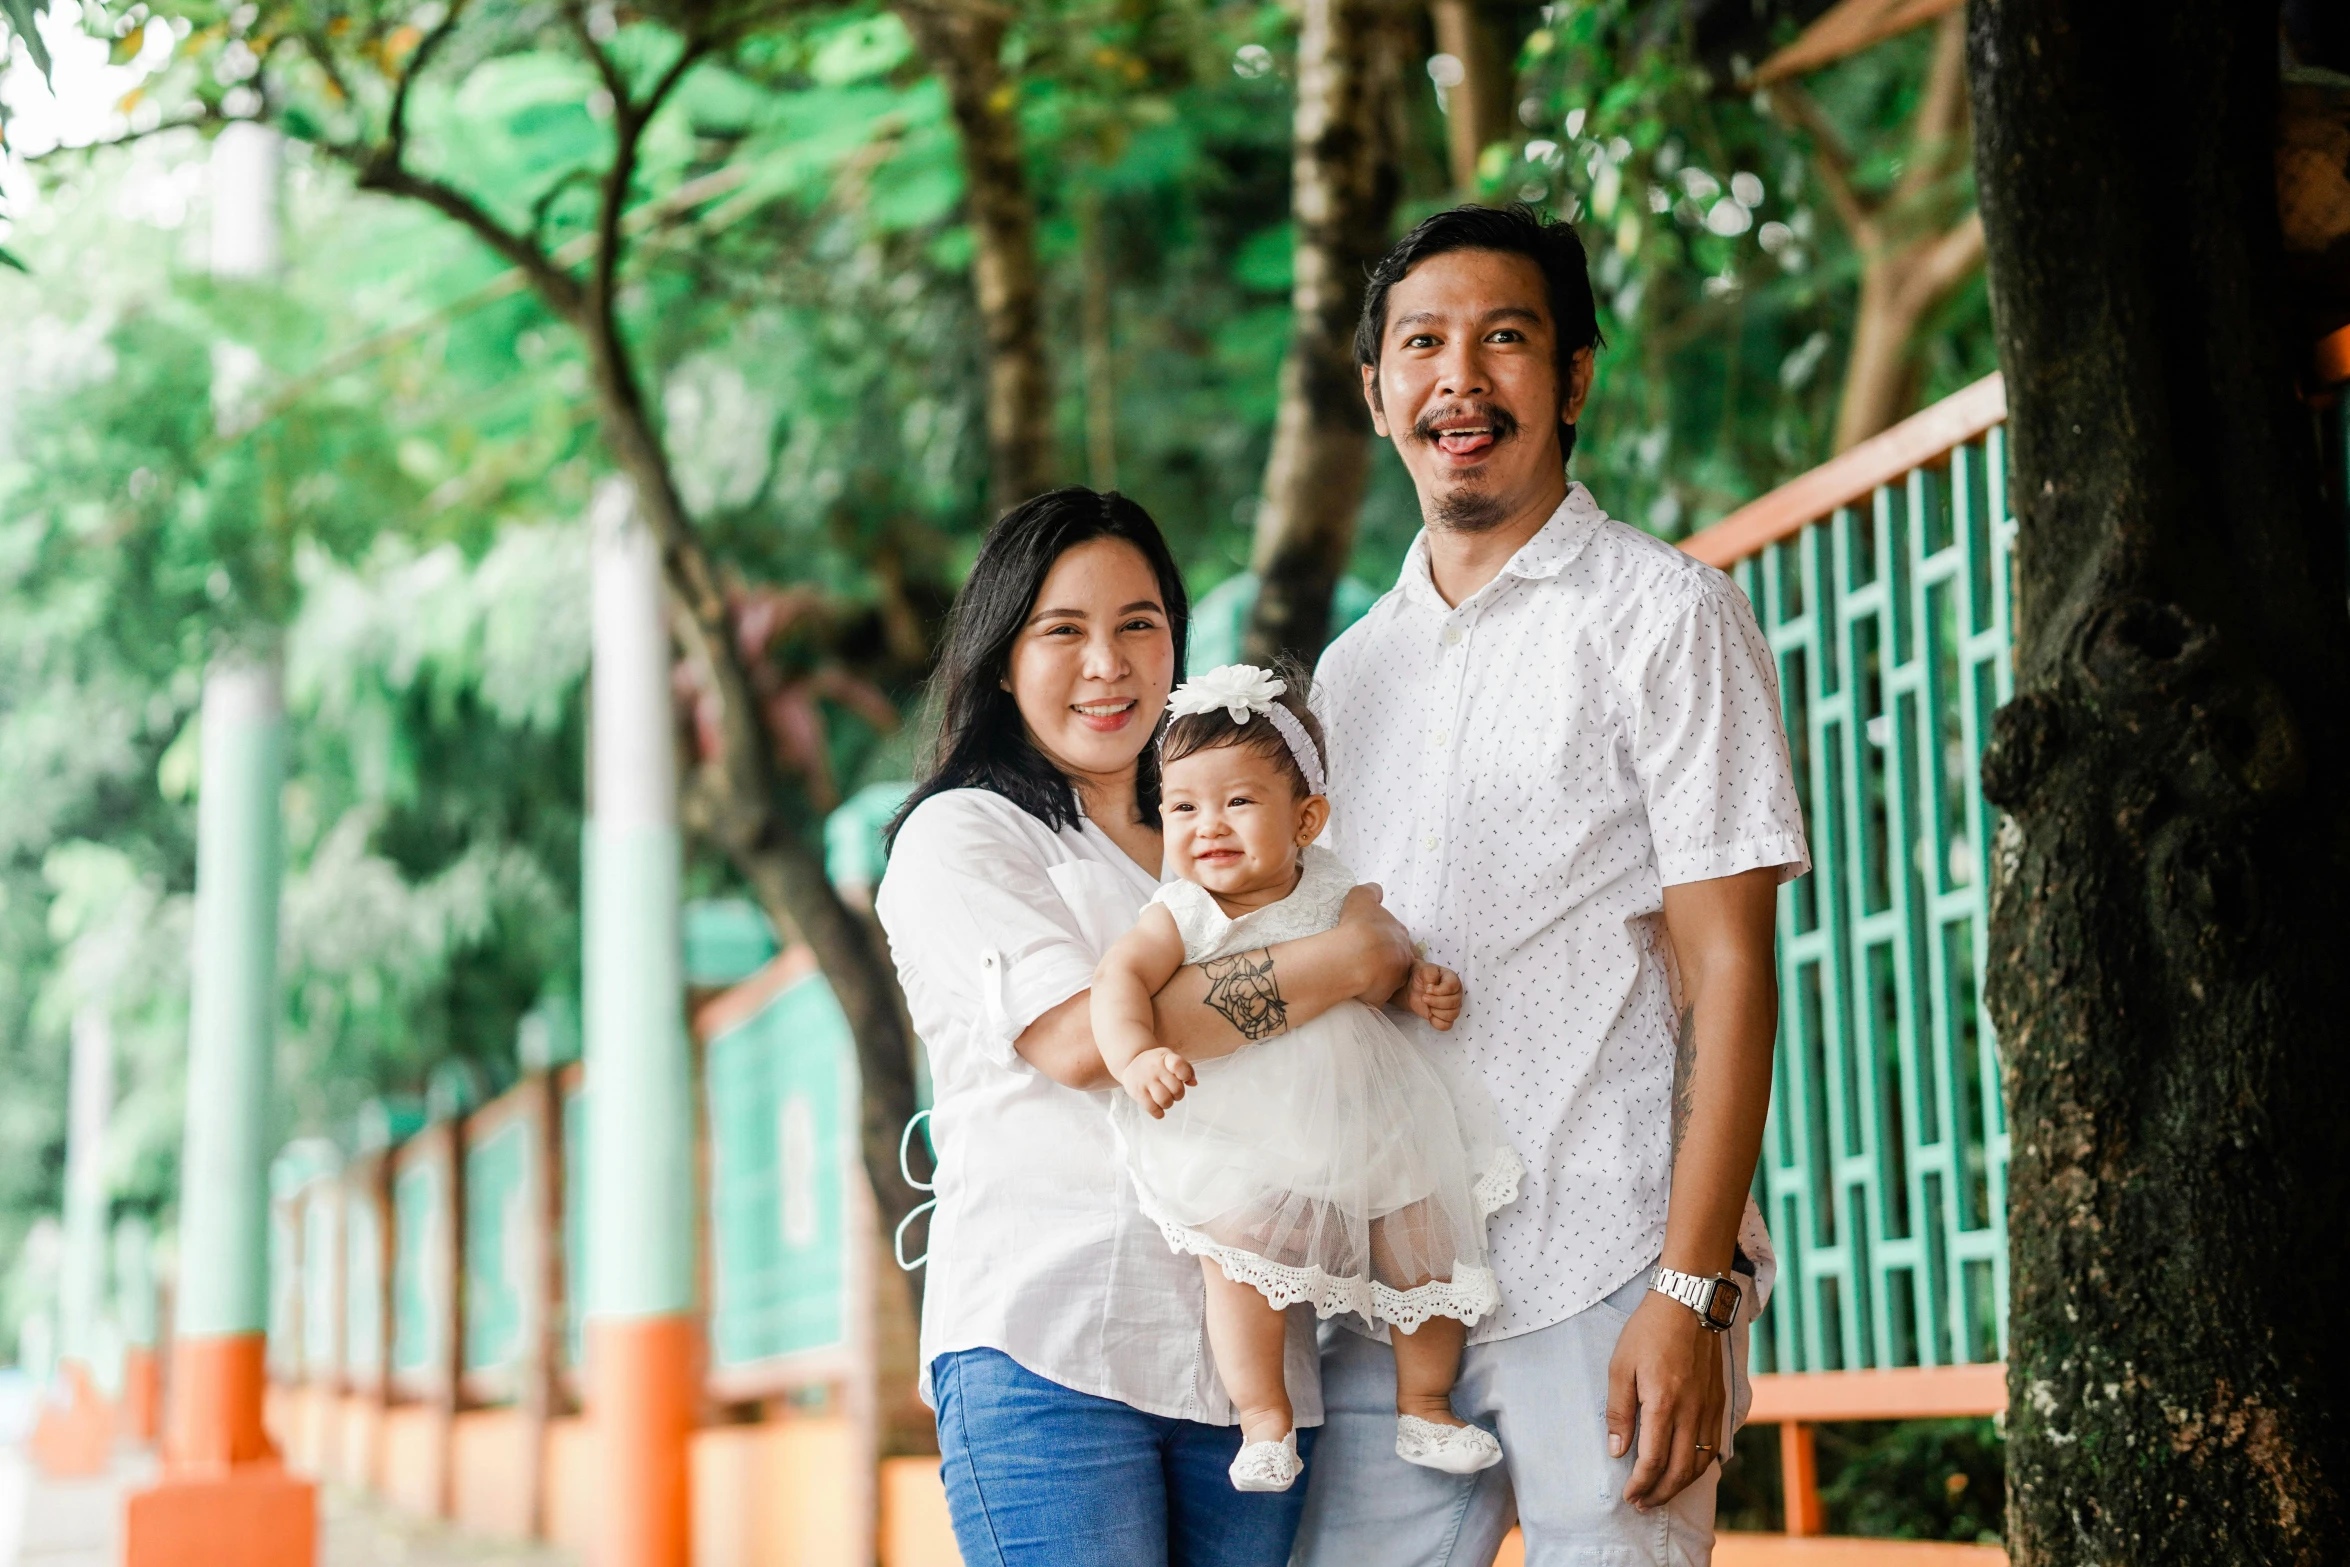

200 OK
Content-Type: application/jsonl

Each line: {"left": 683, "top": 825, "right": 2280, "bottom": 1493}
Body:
{"left": 885, "top": 487, "right": 1190, "bottom": 851}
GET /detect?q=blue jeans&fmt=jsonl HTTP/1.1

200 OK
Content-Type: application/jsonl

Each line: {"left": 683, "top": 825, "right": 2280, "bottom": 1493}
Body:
{"left": 933, "top": 1348, "right": 1319, "bottom": 1567}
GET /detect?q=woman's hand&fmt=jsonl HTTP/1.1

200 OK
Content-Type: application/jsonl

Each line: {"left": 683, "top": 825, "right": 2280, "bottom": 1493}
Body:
{"left": 1116, "top": 1046, "right": 1196, "bottom": 1118}
{"left": 1403, "top": 961, "right": 1464, "bottom": 1030}
{"left": 1337, "top": 883, "right": 1417, "bottom": 1004}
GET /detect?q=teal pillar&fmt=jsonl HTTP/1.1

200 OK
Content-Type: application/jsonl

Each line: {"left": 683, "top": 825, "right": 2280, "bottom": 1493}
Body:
{"left": 174, "top": 656, "right": 286, "bottom": 1341}
{"left": 583, "top": 478, "right": 694, "bottom": 1320}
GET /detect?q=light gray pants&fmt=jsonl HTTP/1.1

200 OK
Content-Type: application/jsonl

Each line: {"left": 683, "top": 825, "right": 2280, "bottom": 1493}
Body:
{"left": 1291, "top": 1269, "right": 1749, "bottom": 1567}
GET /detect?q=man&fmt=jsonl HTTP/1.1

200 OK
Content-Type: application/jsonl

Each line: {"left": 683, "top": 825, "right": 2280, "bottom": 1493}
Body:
{"left": 1299, "top": 205, "right": 1808, "bottom": 1564}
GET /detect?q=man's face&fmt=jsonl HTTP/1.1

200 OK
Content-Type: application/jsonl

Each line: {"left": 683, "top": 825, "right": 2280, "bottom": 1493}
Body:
{"left": 1362, "top": 247, "right": 1595, "bottom": 532}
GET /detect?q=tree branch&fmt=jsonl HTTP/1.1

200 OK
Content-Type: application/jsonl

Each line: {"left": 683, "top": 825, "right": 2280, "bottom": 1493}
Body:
{"left": 17, "top": 108, "right": 223, "bottom": 163}
{"left": 563, "top": 4, "right": 634, "bottom": 114}
{"left": 347, "top": 152, "right": 586, "bottom": 319}
{"left": 1894, "top": 9, "right": 1968, "bottom": 208}
{"left": 384, "top": 0, "right": 474, "bottom": 159}
{"left": 1892, "top": 207, "right": 1986, "bottom": 317}
{"left": 1766, "top": 83, "right": 1877, "bottom": 248}
{"left": 589, "top": 36, "right": 707, "bottom": 321}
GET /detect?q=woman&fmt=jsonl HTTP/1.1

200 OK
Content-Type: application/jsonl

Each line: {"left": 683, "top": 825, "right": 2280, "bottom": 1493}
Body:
{"left": 876, "top": 488, "right": 1416, "bottom": 1567}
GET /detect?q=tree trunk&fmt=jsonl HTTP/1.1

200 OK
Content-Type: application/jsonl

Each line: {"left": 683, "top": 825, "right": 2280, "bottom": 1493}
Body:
{"left": 1243, "top": 0, "right": 1417, "bottom": 668}
{"left": 1429, "top": 0, "right": 1510, "bottom": 196}
{"left": 580, "top": 312, "right": 931, "bottom": 1316}
{"left": 1968, "top": 2, "right": 2350, "bottom": 1560}
{"left": 1078, "top": 186, "right": 1119, "bottom": 492}
{"left": 896, "top": 0, "right": 1054, "bottom": 516}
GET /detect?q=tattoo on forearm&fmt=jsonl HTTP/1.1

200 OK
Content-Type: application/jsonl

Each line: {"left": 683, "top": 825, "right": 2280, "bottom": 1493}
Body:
{"left": 1671, "top": 1006, "right": 1698, "bottom": 1155}
{"left": 1201, "top": 948, "right": 1288, "bottom": 1041}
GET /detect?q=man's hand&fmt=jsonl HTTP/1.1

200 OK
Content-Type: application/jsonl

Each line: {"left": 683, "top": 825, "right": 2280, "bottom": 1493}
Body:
{"left": 1337, "top": 883, "right": 1416, "bottom": 1004}
{"left": 1402, "top": 961, "right": 1463, "bottom": 1030}
{"left": 1116, "top": 1045, "right": 1195, "bottom": 1118}
{"left": 1606, "top": 1290, "right": 1726, "bottom": 1511}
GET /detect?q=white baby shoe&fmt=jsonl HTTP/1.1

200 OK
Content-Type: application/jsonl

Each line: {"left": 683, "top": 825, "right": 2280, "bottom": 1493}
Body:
{"left": 1229, "top": 1429, "right": 1303, "bottom": 1492}
{"left": 1395, "top": 1414, "right": 1504, "bottom": 1475}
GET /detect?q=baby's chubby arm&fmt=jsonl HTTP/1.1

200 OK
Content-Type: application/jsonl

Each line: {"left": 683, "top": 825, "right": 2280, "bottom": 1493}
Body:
{"left": 1091, "top": 904, "right": 1198, "bottom": 1118}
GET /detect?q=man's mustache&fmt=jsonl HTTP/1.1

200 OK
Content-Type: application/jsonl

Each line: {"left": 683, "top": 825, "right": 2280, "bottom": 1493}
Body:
{"left": 1411, "top": 401, "right": 1521, "bottom": 447}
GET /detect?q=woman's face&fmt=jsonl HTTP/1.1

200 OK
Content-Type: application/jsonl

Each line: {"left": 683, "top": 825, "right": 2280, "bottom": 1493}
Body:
{"left": 1004, "top": 537, "right": 1176, "bottom": 789}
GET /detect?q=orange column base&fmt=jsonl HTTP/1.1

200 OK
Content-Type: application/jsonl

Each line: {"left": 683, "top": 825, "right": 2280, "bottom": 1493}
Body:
{"left": 587, "top": 1314, "right": 702, "bottom": 1567}
{"left": 121, "top": 1345, "right": 163, "bottom": 1444}
{"left": 30, "top": 1360, "right": 116, "bottom": 1477}
{"left": 125, "top": 1332, "right": 316, "bottom": 1567}
{"left": 125, "top": 1465, "right": 315, "bottom": 1567}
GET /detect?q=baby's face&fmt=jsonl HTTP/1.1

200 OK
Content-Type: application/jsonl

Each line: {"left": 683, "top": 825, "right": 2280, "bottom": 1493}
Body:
{"left": 1159, "top": 742, "right": 1326, "bottom": 903}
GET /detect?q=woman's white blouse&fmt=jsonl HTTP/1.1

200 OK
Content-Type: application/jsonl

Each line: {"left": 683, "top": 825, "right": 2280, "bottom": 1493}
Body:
{"left": 875, "top": 788, "right": 1323, "bottom": 1425}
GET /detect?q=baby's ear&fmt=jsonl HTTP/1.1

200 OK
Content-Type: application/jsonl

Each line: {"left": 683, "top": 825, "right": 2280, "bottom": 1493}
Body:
{"left": 1295, "top": 792, "right": 1331, "bottom": 846}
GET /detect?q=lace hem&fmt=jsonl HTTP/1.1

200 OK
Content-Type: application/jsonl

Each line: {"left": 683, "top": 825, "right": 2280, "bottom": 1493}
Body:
{"left": 1145, "top": 1211, "right": 1501, "bottom": 1332}
{"left": 1471, "top": 1145, "right": 1526, "bottom": 1219}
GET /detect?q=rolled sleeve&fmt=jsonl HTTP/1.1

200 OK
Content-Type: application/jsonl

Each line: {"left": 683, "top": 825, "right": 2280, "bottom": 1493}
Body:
{"left": 1630, "top": 578, "right": 1811, "bottom": 888}
{"left": 878, "top": 796, "right": 1106, "bottom": 1071}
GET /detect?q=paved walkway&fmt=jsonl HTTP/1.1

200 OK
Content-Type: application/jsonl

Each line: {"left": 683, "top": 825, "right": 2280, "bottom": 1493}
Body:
{"left": 0, "top": 1443, "right": 576, "bottom": 1567}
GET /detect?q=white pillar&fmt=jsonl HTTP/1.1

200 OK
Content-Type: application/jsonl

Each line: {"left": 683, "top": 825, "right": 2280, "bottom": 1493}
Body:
{"left": 174, "top": 658, "right": 286, "bottom": 1341}
{"left": 584, "top": 476, "right": 693, "bottom": 1319}
{"left": 58, "top": 1007, "right": 115, "bottom": 1365}
{"left": 209, "top": 122, "right": 281, "bottom": 278}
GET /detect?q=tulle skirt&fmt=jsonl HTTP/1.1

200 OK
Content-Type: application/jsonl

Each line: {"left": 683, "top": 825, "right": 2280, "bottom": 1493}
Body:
{"left": 1110, "top": 999, "right": 1522, "bottom": 1331}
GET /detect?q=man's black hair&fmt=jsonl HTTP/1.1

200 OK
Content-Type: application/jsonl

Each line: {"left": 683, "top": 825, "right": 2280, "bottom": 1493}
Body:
{"left": 1354, "top": 203, "right": 1604, "bottom": 460}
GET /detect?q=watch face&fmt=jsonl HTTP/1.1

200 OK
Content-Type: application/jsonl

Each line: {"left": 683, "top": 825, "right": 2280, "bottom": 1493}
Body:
{"left": 1702, "top": 1278, "right": 1741, "bottom": 1330}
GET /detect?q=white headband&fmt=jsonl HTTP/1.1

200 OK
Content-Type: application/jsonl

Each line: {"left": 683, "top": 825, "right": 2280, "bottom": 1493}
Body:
{"left": 1163, "top": 664, "right": 1327, "bottom": 796}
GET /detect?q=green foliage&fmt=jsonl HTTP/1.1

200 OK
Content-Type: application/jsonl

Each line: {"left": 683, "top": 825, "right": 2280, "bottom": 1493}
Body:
{"left": 1493, "top": 0, "right": 1993, "bottom": 536}
{"left": 1718, "top": 1418, "right": 2006, "bottom": 1545}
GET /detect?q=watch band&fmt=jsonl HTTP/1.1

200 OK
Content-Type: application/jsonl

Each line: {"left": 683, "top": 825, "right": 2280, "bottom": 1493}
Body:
{"left": 1651, "top": 1266, "right": 1742, "bottom": 1333}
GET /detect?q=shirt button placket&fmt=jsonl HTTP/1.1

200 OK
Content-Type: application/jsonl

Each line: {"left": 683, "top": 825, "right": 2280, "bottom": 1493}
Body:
{"left": 1433, "top": 615, "right": 1470, "bottom": 957}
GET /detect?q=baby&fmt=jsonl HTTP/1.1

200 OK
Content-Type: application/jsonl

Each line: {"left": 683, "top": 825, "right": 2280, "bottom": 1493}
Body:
{"left": 1093, "top": 663, "right": 1521, "bottom": 1493}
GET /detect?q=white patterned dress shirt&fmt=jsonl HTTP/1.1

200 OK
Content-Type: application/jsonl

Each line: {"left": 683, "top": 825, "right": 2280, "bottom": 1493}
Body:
{"left": 1316, "top": 484, "right": 1810, "bottom": 1343}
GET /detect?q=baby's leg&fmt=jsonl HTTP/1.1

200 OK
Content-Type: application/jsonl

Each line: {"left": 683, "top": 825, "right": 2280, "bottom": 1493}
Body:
{"left": 1200, "top": 1260, "right": 1294, "bottom": 1445}
{"left": 1370, "top": 1203, "right": 1473, "bottom": 1429}
{"left": 1390, "top": 1314, "right": 1469, "bottom": 1426}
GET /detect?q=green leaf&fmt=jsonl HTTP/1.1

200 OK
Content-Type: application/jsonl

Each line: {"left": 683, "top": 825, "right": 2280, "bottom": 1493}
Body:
{"left": 0, "top": 245, "right": 26, "bottom": 273}
{"left": 0, "top": 0, "right": 53, "bottom": 82}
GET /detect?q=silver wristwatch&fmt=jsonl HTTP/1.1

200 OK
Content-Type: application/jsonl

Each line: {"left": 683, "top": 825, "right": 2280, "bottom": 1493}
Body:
{"left": 1650, "top": 1266, "right": 1742, "bottom": 1333}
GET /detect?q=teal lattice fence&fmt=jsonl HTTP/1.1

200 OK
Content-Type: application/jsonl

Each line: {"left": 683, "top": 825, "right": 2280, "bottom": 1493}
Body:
{"left": 1693, "top": 377, "right": 2014, "bottom": 1376}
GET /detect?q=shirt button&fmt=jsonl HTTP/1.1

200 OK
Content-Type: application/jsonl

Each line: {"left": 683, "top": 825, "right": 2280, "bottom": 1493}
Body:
{"left": 1423, "top": 834, "right": 1440, "bottom": 852}
{"left": 1432, "top": 730, "right": 1449, "bottom": 747}
{"left": 1443, "top": 627, "right": 1463, "bottom": 645}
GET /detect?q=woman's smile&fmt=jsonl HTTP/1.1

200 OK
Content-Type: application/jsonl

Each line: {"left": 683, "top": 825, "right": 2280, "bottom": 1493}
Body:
{"left": 1073, "top": 698, "right": 1139, "bottom": 731}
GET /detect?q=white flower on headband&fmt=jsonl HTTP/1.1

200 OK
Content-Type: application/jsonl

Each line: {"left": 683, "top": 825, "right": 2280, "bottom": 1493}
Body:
{"left": 1168, "top": 664, "right": 1289, "bottom": 725}
{"left": 1164, "top": 664, "right": 1327, "bottom": 796}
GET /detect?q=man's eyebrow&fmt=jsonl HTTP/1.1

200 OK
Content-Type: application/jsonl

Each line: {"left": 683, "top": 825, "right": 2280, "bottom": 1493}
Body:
{"left": 1390, "top": 304, "right": 1546, "bottom": 335}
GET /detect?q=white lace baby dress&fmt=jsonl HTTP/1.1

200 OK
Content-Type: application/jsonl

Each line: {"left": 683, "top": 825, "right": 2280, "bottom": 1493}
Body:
{"left": 1109, "top": 846, "right": 1524, "bottom": 1331}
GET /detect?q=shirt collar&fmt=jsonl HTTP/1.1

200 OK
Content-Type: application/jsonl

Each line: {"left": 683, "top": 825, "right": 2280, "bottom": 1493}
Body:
{"left": 1395, "top": 484, "right": 1606, "bottom": 609}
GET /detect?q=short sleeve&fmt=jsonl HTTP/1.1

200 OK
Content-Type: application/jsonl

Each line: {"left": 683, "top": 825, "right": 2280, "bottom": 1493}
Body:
{"left": 876, "top": 794, "right": 1111, "bottom": 1070}
{"left": 1628, "top": 577, "right": 1811, "bottom": 887}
